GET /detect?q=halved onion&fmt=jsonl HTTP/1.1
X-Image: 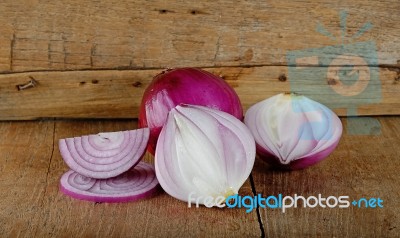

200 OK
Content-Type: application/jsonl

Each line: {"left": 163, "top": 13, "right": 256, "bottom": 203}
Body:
{"left": 59, "top": 128, "right": 149, "bottom": 179}
{"left": 155, "top": 105, "right": 255, "bottom": 205}
{"left": 244, "top": 93, "right": 342, "bottom": 169}
{"left": 60, "top": 161, "right": 159, "bottom": 203}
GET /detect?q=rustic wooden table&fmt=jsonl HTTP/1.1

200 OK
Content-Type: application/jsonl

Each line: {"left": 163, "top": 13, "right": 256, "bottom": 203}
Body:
{"left": 0, "top": 1, "right": 399, "bottom": 237}
{"left": 0, "top": 117, "right": 398, "bottom": 237}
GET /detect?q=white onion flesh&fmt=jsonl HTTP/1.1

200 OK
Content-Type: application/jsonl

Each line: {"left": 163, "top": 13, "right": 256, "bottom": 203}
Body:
{"left": 155, "top": 105, "right": 255, "bottom": 205}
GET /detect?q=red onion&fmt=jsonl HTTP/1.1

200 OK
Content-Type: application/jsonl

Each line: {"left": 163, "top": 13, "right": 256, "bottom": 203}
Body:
{"left": 139, "top": 68, "right": 243, "bottom": 154}
{"left": 155, "top": 104, "right": 255, "bottom": 205}
{"left": 59, "top": 128, "right": 149, "bottom": 179}
{"left": 244, "top": 93, "right": 342, "bottom": 170}
{"left": 60, "top": 162, "right": 159, "bottom": 203}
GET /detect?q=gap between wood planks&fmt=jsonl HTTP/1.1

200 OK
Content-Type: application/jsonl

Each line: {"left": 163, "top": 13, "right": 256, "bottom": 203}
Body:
{"left": 0, "top": 63, "right": 399, "bottom": 75}
{"left": 249, "top": 174, "right": 266, "bottom": 238}
{"left": 43, "top": 120, "right": 56, "bottom": 200}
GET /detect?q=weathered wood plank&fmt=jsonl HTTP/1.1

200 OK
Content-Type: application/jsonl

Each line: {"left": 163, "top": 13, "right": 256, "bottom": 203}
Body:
{"left": 0, "top": 120, "right": 260, "bottom": 237}
{"left": 0, "top": 120, "right": 55, "bottom": 236}
{"left": 0, "top": 118, "right": 399, "bottom": 236}
{"left": 253, "top": 117, "right": 400, "bottom": 237}
{"left": 0, "top": 0, "right": 399, "bottom": 72}
{"left": 0, "top": 66, "right": 398, "bottom": 120}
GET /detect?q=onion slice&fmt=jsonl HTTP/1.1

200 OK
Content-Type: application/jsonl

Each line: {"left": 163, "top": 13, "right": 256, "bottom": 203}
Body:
{"left": 60, "top": 162, "right": 159, "bottom": 203}
{"left": 59, "top": 128, "right": 149, "bottom": 179}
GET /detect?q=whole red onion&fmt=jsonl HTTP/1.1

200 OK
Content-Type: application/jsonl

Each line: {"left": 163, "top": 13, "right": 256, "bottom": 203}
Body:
{"left": 139, "top": 68, "right": 243, "bottom": 154}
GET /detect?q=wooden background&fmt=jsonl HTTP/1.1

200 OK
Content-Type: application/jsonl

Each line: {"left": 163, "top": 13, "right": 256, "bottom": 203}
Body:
{"left": 0, "top": 1, "right": 399, "bottom": 237}
{"left": 0, "top": 0, "right": 399, "bottom": 119}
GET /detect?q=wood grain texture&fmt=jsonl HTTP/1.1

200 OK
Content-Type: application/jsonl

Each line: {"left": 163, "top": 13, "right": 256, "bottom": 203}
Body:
{"left": 253, "top": 116, "right": 400, "bottom": 237}
{"left": 1, "top": 0, "right": 399, "bottom": 119}
{"left": 0, "top": 66, "right": 398, "bottom": 120}
{"left": 0, "top": 120, "right": 260, "bottom": 237}
{"left": 0, "top": 0, "right": 399, "bottom": 72}
{"left": 0, "top": 118, "right": 399, "bottom": 237}
{"left": 0, "top": 120, "right": 55, "bottom": 236}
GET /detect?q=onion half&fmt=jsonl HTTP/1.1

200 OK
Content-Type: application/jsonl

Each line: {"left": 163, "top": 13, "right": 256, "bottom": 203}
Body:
{"left": 60, "top": 162, "right": 159, "bottom": 203}
{"left": 245, "top": 93, "right": 342, "bottom": 170}
{"left": 139, "top": 68, "right": 243, "bottom": 154}
{"left": 59, "top": 128, "right": 149, "bottom": 179}
{"left": 155, "top": 104, "right": 255, "bottom": 205}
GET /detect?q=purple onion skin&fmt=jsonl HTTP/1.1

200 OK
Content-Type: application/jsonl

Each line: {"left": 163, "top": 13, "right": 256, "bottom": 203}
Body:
{"left": 256, "top": 140, "right": 340, "bottom": 170}
{"left": 139, "top": 68, "right": 243, "bottom": 154}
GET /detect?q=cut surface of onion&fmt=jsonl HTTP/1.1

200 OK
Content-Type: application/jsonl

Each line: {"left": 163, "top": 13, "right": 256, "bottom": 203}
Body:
{"left": 60, "top": 161, "right": 159, "bottom": 203}
{"left": 59, "top": 128, "right": 149, "bottom": 179}
{"left": 155, "top": 104, "right": 255, "bottom": 205}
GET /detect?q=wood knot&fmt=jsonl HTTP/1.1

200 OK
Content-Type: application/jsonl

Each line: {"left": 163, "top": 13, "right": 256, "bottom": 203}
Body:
{"left": 327, "top": 78, "right": 337, "bottom": 85}
{"left": 243, "top": 49, "right": 253, "bottom": 61}
{"left": 158, "top": 9, "right": 174, "bottom": 14}
{"left": 132, "top": 81, "right": 142, "bottom": 87}
{"left": 278, "top": 74, "right": 287, "bottom": 82}
{"left": 395, "top": 73, "right": 400, "bottom": 82}
{"left": 91, "top": 79, "right": 99, "bottom": 84}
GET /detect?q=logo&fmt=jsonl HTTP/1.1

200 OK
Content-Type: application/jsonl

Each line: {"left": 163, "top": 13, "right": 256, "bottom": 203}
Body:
{"left": 224, "top": 194, "right": 384, "bottom": 213}
{"left": 187, "top": 192, "right": 384, "bottom": 213}
{"left": 287, "top": 10, "right": 381, "bottom": 135}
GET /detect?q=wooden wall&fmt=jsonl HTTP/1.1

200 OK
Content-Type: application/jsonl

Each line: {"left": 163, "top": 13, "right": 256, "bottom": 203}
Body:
{"left": 0, "top": 0, "right": 399, "bottom": 119}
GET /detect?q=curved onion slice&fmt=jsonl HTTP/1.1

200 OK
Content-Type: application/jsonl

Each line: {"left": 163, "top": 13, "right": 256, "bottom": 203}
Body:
{"left": 155, "top": 104, "right": 255, "bottom": 205}
{"left": 59, "top": 128, "right": 149, "bottom": 179}
{"left": 60, "top": 162, "right": 159, "bottom": 203}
